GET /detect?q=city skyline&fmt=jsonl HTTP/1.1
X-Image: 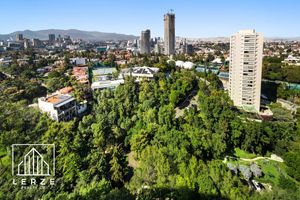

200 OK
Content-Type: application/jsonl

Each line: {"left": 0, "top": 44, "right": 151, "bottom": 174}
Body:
{"left": 1, "top": 0, "right": 300, "bottom": 38}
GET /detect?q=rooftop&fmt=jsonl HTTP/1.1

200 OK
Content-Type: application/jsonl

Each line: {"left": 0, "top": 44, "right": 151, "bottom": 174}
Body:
{"left": 45, "top": 94, "right": 74, "bottom": 105}
{"left": 93, "top": 67, "right": 117, "bottom": 76}
{"left": 239, "top": 29, "right": 256, "bottom": 34}
{"left": 218, "top": 72, "right": 229, "bottom": 79}
{"left": 58, "top": 86, "right": 73, "bottom": 94}
{"left": 73, "top": 66, "right": 89, "bottom": 83}
{"left": 91, "top": 79, "right": 124, "bottom": 90}
{"left": 132, "top": 66, "right": 159, "bottom": 74}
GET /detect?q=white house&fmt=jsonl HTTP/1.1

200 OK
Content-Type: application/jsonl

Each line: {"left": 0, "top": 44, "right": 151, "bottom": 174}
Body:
{"left": 38, "top": 88, "right": 87, "bottom": 121}
{"left": 70, "top": 57, "right": 86, "bottom": 65}
{"left": 122, "top": 66, "right": 159, "bottom": 80}
{"left": 212, "top": 58, "right": 223, "bottom": 64}
{"left": 172, "top": 60, "right": 195, "bottom": 69}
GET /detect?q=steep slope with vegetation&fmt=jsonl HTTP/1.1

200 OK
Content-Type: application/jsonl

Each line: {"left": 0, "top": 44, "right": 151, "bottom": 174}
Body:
{"left": 0, "top": 66, "right": 299, "bottom": 199}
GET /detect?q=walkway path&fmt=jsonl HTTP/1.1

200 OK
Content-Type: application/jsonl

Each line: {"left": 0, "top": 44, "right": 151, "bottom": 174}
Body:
{"left": 174, "top": 78, "right": 210, "bottom": 118}
{"left": 175, "top": 89, "right": 198, "bottom": 118}
{"left": 223, "top": 154, "right": 284, "bottom": 163}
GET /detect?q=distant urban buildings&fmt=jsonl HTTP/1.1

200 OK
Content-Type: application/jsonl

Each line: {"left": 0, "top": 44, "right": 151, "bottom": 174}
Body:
{"left": 140, "top": 29, "right": 151, "bottom": 54}
{"left": 154, "top": 44, "right": 162, "bottom": 54}
{"left": 229, "top": 29, "right": 263, "bottom": 112}
{"left": 49, "top": 34, "right": 55, "bottom": 42}
{"left": 70, "top": 57, "right": 86, "bottom": 65}
{"left": 23, "top": 39, "right": 30, "bottom": 49}
{"left": 180, "top": 38, "right": 194, "bottom": 55}
{"left": 32, "top": 38, "right": 43, "bottom": 48}
{"left": 164, "top": 12, "right": 175, "bottom": 55}
{"left": 16, "top": 34, "right": 23, "bottom": 41}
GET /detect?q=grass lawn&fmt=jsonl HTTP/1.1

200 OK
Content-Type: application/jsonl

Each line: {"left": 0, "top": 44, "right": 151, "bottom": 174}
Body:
{"left": 256, "top": 159, "right": 282, "bottom": 185}
{"left": 227, "top": 148, "right": 299, "bottom": 189}
{"left": 0, "top": 148, "right": 6, "bottom": 157}
{"left": 0, "top": 155, "right": 10, "bottom": 167}
{"left": 234, "top": 148, "right": 257, "bottom": 159}
{"left": 0, "top": 146, "right": 10, "bottom": 167}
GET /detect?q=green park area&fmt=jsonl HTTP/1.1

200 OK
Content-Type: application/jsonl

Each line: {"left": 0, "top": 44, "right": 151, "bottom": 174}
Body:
{"left": 226, "top": 148, "right": 299, "bottom": 190}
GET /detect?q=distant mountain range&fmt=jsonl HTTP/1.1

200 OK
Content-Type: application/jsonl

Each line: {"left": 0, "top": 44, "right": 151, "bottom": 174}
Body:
{"left": 1, "top": 29, "right": 300, "bottom": 42}
{"left": 0, "top": 29, "right": 138, "bottom": 41}
{"left": 186, "top": 37, "right": 300, "bottom": 42}
{"left": 264, "top": 37, "right": 300, "bottom": 42}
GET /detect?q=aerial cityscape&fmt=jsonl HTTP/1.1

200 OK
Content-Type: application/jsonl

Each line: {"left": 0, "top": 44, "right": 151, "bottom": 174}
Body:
{"left": 0, "top": 0, "right": 300, "bottom": 199}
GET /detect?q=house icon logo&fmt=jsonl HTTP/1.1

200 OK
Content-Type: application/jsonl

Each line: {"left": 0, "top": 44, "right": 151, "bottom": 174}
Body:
{"left": 17, "top": 148, "right": 50, "bottom": 176}
{"left": 12, "top": 144, "right": 55, "bottom": 177}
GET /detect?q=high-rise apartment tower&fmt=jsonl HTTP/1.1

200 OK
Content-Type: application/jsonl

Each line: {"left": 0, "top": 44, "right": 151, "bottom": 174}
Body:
{"left": 164, "top": 12, "right": 175, "bottom": 55}
{"left": 229, "top": 29, "right": 263, "bottom": 112}
{"left": 140, "top": 29, "right": 151, "bottom": 54}
{"left": 16, "top": 34, "right": 23, "bottom": 41}
{"left": 49, "top": 34, "right": 56, "bottom": 42}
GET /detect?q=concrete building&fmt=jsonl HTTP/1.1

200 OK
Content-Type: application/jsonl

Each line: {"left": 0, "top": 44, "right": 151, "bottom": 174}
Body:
{"left": 229, "top": 29, "right": 263, "bottom": 112}
{"left": 38, "top": 87, "right": 87, "bottom": 121}
{"left": 70, "top": 57, "right": 86, "bottom": 65}
{"left": 23, "top": 39, "right": 30, "bottom": 49}
{"left": 91, "top": 67, "right": 124, "bottom": 90}
{"left": 186, "top": 44, "right": 194, "bottom": 55}
{"left": 7, "top": 42, "right": 22, "bottom": 50}
{"left": 16, "top": 34, "right": 23, "bottom": 41}
{"left": 32, "top": 38, "right": 43, "bottom": 48}
{"left": 49, "top": 34, "right": 55, "bottom": 42}
{"left": 122, "top": 66, "right": 159, "bottom": 81}
{"left": 38, "top": 93, "right": 77, "bottom": 121}
{"left": 140, "top": 29, "right": 151, "bottom": 54}
{"left": 72, "top": 66, "right": 89, "bottom": 84}
{"left": 164, "top": 12, "right": 175, "bottom": 55}
{"left": 154, "top": 44, "right": 162, "bottom": 54}
{"left": 181, "top": 39, "right": 194, "bottom": 55}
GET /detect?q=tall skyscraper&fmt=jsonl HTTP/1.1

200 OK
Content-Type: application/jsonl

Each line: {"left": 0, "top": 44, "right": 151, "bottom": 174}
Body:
{"left": 16, "top": 34, "right": 23, "bottom": 41}
{"left": 49, "top": 34, "right": 55, "bottom": 42}
{"left": 164, "top": 12, "right": 175, "bottom": 55}
{"left": 229, "top": 29, "right": 263, "bottom": 112}
{"left": 140, "top": 29, "right": 151, "bottom": 54}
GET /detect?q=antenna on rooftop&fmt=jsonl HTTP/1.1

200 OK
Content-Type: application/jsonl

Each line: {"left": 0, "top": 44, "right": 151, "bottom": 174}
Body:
{"left": 169, "top": 9, "right": 174, "bottom": 14}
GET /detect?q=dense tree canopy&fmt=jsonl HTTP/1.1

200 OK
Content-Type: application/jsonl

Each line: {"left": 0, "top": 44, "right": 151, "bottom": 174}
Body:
{"left": 0, "top": 65, "right": 299, "bottom": 199}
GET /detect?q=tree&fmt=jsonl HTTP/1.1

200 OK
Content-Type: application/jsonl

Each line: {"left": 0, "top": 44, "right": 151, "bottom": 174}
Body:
{"left": 109, "top": 146, "right": 126, "bottom": 184}
{"left": 284, "top": 151, "right": 300, "bottom": 181}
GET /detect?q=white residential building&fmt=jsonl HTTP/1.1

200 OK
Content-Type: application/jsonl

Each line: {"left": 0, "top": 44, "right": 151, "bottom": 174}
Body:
{"left": 38, "top": 88, "right": 87, "bottom": 121}
{"left": 122, "top": 66, "right": 159, "bottom": 81}
{"left": 283, "top": 55, "right": 300, "bottom": 65}
{"left": 70, "top": 57, "right": 86, "bottom": 65}
{"left": 229, "top": 29, "right": 263, "bottom": 112}
{"left": 38, "top": 94, "right": 77, "bottom": 121}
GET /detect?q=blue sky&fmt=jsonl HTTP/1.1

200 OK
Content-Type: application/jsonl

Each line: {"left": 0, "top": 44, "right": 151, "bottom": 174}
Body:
{"left": 1, "top": 0, "right": 299, "bottom": 37}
